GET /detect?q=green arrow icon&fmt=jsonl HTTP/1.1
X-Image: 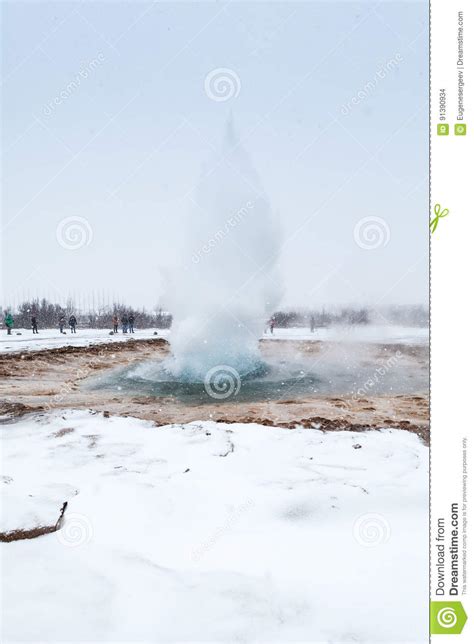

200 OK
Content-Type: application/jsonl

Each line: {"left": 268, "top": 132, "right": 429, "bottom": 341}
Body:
{"left": 430, "top": 601, "right": 468, "bottom": 634}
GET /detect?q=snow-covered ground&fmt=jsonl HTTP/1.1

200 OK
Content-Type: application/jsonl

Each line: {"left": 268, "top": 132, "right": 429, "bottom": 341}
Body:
{"left": 0, "top": 324, "right": 427, "bottom": 354}
{"left": 1, "top": 410, "right": 428, "bottom": 642}
{"left": 0, "top": 327, "right": 169, "bottom": 354}
{"left": 266, "top": 324, "right": 428, "bottom": 344}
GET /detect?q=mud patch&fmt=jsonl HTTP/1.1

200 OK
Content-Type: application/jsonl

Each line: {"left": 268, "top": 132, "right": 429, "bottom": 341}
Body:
{"left": 0, "top": 501, "right": 68, "bottom": 543}
{"left": 52, "top": 427, "right": 75, "bottom": 438}
{"left": 0, "top": 337, "right": 428, "bottom": 441}
{"left": 0, "top": 401, "right": 45, "bottom": 423}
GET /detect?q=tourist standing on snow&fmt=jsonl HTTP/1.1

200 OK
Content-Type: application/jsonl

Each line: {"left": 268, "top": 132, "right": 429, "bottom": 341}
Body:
{"left": 112, "top": 314, "right": 119, "bottom": 334}
{"left": 59, "top": 315, "right": 66, "bottom": 334}
{"left": 31, "top": 315, "right": 39, "bottom": 334}
{"left": 121, "top": 314, "right": 128, "bottom": 333}
{"left": 69, "top": 314, "right": 77, "bottom": 333}
{"left": 269, "top": 317, "right": 275, "bottom": 334}
{"left": 310, "top": 315, "right": 315, "bottom": 333}
{"left": 128, "top": 313, "right": 135, "bottom": 334}
{"left": 4, "top": 312, "right": 13, "bottom": 335}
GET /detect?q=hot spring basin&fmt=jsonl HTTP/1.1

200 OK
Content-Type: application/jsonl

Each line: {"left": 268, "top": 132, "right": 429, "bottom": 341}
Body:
{"left": 86, "top": 345, "right": 427, "bottom": 405}
{"left": 88, "top": 360, "right": 323, "bottom": 404}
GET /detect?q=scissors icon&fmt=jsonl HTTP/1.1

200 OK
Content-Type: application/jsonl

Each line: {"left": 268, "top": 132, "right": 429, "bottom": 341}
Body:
{"left": 430, "top": 204, "right": 449, "bottom": 234}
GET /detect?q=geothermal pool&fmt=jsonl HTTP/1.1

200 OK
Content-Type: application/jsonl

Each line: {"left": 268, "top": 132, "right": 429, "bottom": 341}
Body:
{"left": 88, "top": 340, "right": 428, "bottom": 405}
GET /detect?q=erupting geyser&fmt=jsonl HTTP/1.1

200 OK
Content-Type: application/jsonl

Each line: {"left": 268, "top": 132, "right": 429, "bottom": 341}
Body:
{"left": 166, "top": 117, "right": 281, "bottom": 381}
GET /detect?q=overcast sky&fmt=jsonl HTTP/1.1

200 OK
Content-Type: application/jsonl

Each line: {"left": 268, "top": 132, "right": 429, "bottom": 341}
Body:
{"left": 1, "top": 0, "right": 428, "bottom": 312}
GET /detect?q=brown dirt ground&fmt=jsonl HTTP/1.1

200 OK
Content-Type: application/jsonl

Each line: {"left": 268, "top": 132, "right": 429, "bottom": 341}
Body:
{"left": 0, "top": 337, "right": 429, "bottom": 444}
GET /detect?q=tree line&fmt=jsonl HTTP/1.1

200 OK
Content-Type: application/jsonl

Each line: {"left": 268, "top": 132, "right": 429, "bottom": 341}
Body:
{"left": 272, "top": 305, "right": 428, "bottom": 328}
{"left": 0, "top": 299, "right": 172, "bottom": 329}
{"left": 1, "top": 299, "right": 428, "bottom": 330}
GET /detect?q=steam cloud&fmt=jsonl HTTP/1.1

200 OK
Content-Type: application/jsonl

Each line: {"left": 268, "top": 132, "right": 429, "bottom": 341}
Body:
{"left": 166, "top": 116, "right": 281, "bottom": 380}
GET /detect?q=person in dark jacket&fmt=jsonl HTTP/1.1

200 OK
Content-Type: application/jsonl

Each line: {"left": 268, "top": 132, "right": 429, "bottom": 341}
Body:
{"left": 59, "top": 315, "right": 66, "bottom": 334}
{"left": 31, "top": 315, "right": 39, "bottom": 334}
{"left": 69, "top": 314, "right": 77, "bottom": 333}
{"left": 128, "top": 313, "right": 135, "bottom": 334}
{"left": 121, "top": 314, "right": 128, "bottom": 333}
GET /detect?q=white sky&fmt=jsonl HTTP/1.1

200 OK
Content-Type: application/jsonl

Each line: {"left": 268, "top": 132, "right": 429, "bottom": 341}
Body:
{"left": 1, "top": 0, "right": 428, "bottom": 311}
